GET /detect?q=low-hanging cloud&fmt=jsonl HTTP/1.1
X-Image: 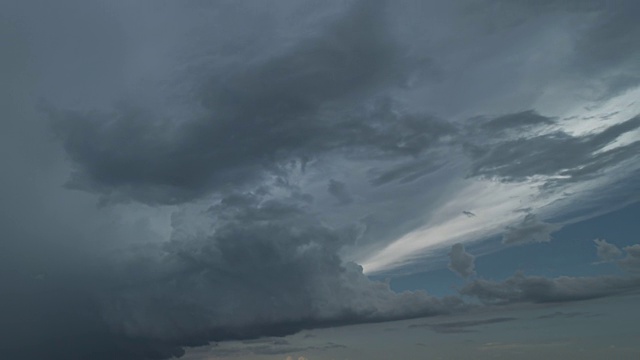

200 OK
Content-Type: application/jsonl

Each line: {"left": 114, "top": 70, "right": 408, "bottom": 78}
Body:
{"left": 0, "top": 188, "right": 466, "bottom": 360}
{"left": 460, "top": 272, "right": 640, "bottom": 304}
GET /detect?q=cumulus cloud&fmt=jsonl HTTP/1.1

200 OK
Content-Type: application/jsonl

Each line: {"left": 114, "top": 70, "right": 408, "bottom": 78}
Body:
{"left": 448, "top": 243, "right": 475, "bottom": 278}
{"left": 592, "top": 239, "right": 640, "bottom": 273}
{"left": 0, "top": 188, "right": 466, "bottom": 359}
{"left": 501, "top": 214, "right": 562, "bottom": 246}
{"left": 618, "top": 244, "right": 640, "bottom": 273}
{"left": 460, "top": 272, "right": 640, "bottom": 304}
{"left": 594, "top": 238, "right": 622, "bottom": 262}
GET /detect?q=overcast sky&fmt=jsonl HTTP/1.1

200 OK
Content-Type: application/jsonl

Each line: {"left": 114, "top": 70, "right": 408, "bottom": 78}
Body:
{"left": 2, "top": 1, "right": 640, "bottom": 359}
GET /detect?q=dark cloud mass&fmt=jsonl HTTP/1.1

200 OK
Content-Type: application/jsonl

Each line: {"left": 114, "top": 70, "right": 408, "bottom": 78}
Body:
{"left": 49, "top": 1, "right": 454, "bottom": 205}
{"left": 594, "top": 238, "right": 622, "bottom": 262}
{"left": 466, "top": 114, "right": 640, "bottom": 187}
{"left": 1, "top": 191, "right": 464, "bottom": 359}
{"left": 617, "top": 244, "right": 640, "bottom": 273}
{"left": 3, "top": 0, "right": 640, "bottom": 359}
{"left": 328, "top": 179, "right": 353, "bottom": 205}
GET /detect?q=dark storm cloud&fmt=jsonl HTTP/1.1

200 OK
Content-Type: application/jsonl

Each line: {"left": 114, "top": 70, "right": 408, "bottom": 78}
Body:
{"left": 4, "top": 0, "right": 640, "bottom": 359}
{"left": 460, "top": 272, "right": 640, "bottom": 304}
{"left": 1, "top": 2, "right": 461, "bottom": 357}
{"left": 93, "top": 193, "right": 465, "bottom": 357}
{"left": 479, "top": 110, "right": 555, "bottom": 133}
{"left": 447, "top": 243, "right": 475, "bottom": 278}
{"left": 367, "top": 157, "right": 446, "bottom": 187}
{"left": 327, "top": 179, "right": 353, "bottom": 205}
{"left": 466, "top": 113, "right": 640, "bottom": 187}
{"left": 49, "top": 1, "right": 454, "bottom": 205}
{"left": 0, "top": 189, "right": 466, "bottom": 359}
{"left": 482, "top": 0, "right": 640, "bottom": 93}
{"left": 501, "top": 214, "right": 561, "bottom": 246}
{"left": 568, "top": 0, "right": 640, "bottom": 99}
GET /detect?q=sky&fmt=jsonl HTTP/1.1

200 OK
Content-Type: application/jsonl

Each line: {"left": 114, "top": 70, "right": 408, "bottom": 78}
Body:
{"left": 1, "top": 0, "right": 639, "bottom": 359}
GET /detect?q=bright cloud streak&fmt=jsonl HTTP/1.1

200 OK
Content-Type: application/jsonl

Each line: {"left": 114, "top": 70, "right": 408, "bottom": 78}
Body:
{"left": 361, "top": 89, "right": 640, "bottom": 274}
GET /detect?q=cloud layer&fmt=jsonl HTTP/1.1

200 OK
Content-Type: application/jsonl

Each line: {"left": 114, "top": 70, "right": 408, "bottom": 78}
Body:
{"left": 3, "top": 0, "right": 640, "bottom": 359}
{"left": 460, "top": 272, "right": 640, "bottom": 304}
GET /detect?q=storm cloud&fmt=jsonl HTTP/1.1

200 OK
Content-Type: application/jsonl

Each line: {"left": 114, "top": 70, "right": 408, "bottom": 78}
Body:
{"left": 3, "top": 0, "right": 640, "bottom": 359}
{"left": 1, "top": 189, "right": 466, "bottom": 359}
{"left": 48, "top": 0, "right": 454, "bottom": 205}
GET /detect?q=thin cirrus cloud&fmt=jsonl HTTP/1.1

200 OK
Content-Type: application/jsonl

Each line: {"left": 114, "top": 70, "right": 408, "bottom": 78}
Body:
{"left": 2, "top": 0, "right": 640, "bottom": 359}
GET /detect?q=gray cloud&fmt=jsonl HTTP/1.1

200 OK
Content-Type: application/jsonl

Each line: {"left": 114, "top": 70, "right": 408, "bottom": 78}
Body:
{"left": 91, "top": 193, "right": 466, "bottom": 357}
{"left": 327, "top": 179, "right": 353, "bottom": 205}
{"left": 594, "top": 238, "right": 622, "bottom": 262}
{"left": 483, "top": 0, "right": 640, "bottom": 100}
{"left": 409, "top": 317, "right": 516, "bottom": 334}
{"left": 0, "top": 188, "right": 466, "bottom": 359}
{"left": 479, "top": 110, "right": 555, "bottom": 133}
{"left": 448, "top": 243, "right": 475, "bottom": 278}
{"left": 592, "top": 240, "right": 640, "bottom": 273}
{"left": 4, "top": 0, "right": 640, "bottom": 359}
{"left": 618, "top": 244, "right": 640, "bottom": 273}
{"left": 48, "top": 1, "right": 454, "bottom": 206}
{"left": 462, "top": 211, "right": 476, "bottom": 218}
{"left": 466, "top": 113, "right": 640, "bottom": 188}
{"left": 502, "top": 214, "right": 562, "bottom": 246}
{"left": 460, "top": 272, "right": 640, "bottom": 304}
{"left": 367, "top": 158, "right": 445, "bottom": 187}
